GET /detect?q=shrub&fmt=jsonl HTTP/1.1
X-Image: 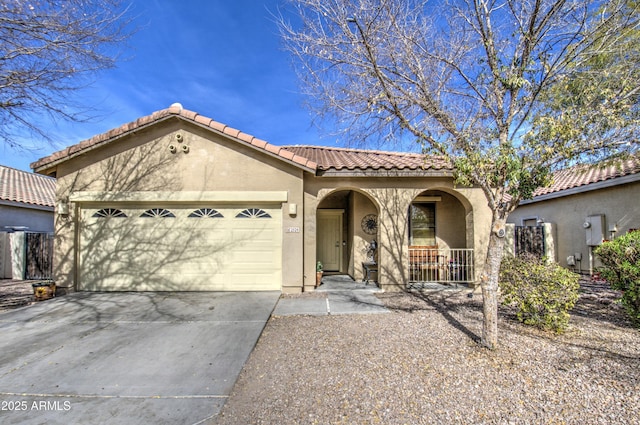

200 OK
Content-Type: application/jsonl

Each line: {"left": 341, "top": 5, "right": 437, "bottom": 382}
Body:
{"left": 594, "top": 231, "right": 640, "bottom": 326}
{"left": 499, "top": 254, "right": 580, "bottom": 332}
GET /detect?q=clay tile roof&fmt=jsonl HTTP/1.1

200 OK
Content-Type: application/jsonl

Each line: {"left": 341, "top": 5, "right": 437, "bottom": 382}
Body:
{"left": 30, "top": 105, "right": 456, "bottom": 176}
{"left": 31, "top": 105, "right": 318, "bottom": 172}
{"left": 533, "top": 156, "right": 640, "bottom": 197}
{"left": 282, "top": 145, "right": 452, "bottom": 172}
{"left": 0, "top": 165, "right": 56, "bottom": 208}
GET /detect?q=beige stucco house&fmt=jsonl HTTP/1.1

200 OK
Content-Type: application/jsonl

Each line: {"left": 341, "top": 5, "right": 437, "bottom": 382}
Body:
{"left": 32, "top": 104, "right": 493, "bottom": 293}
{"left": 509, "top": 157, "right": 640, "bottom": 274}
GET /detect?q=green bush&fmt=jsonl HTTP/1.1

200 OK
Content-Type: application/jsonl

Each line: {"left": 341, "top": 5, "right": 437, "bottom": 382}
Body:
{"left": 499, "top": 254, "right": 580, "bottom": 332}
{"left": 594, "top": 231, "right": 640, "bottom": 326}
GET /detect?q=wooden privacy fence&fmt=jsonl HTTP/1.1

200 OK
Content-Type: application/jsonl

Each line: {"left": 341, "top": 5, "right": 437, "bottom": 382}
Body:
{"left": 25, "top": 232, "right": 54, "bottom": 280}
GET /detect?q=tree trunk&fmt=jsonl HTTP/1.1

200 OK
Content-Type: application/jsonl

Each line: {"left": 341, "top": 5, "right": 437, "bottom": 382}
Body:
{"left": 480, "top": 215, "right": 507, "bottom": 349}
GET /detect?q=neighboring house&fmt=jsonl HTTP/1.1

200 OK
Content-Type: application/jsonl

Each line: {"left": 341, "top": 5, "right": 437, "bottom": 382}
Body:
{"left": 0, "top": 165, "right": 56, "bottom": 278}
{"left": 32, "top": 104, "right": 493, "bottom": 293}
{"left": 0, "top": 165, "right": 55, "bottom": 232}
{"left": 508, "top": 157, "right": 640, "bottom": 274}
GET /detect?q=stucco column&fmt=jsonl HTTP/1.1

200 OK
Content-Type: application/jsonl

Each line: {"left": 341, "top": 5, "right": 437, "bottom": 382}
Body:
{"left": 52, "top": 207, "right": 77, "bottom": 292}
{"left": 303, "top": 190, "right": 320, "bottom": 293}
{"left": 373, "top": 188, "right": 413, "bottom": 291}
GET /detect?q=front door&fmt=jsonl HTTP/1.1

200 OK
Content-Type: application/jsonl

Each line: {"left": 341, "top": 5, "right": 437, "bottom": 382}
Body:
{"left": 317, "top": 210, "right": 343, "bottom": 272}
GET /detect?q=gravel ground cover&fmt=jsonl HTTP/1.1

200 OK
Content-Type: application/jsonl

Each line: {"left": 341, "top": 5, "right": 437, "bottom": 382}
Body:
{"left": 2, "top": 278, "right": 637, "bottom": 424}
{"left": 213, "top": 279, "right": 639, "bottom": 425}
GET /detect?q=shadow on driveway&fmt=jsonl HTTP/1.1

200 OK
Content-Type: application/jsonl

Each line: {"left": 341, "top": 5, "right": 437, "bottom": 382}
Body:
{"left": 0, "top": 291, "right": 280, "bottom": 425}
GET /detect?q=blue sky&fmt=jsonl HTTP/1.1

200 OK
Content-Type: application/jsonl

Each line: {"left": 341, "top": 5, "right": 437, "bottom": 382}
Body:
{"left": 2, "top": 1, "right": 336, "bottom": 172}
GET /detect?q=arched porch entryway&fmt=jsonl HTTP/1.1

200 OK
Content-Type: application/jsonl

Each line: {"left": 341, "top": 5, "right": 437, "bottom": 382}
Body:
{"left": 316, "top": 189, "right": 379, "bottom": 282}
{"left": 407, "top": 189, "right": 475, "bottom": 286}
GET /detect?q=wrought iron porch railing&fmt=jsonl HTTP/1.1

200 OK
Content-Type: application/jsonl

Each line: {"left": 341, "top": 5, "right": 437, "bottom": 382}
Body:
{"left": 408, "top": 247, "right": 474, "bottom": 286}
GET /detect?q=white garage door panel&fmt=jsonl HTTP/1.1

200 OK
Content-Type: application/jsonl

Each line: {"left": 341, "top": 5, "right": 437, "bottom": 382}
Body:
{"left": 79, "top": 206, "right": 282, "bottom": 291}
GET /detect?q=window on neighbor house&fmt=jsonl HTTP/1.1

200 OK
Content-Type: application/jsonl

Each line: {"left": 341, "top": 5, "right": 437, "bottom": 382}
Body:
{"left": 409, "top": 203, "right": 436, "bottom": 246}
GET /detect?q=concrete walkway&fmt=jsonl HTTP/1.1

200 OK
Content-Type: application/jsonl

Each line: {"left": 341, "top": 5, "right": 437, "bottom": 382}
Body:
{"left": 273, "top": 275, "right": 389, "bottom": 316}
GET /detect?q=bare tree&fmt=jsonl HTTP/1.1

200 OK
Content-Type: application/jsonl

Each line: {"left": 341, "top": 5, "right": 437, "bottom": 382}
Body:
{"left": 0, "top": 0, "right": 134, "bottom": 148}
{"left": 278, "top": 0, "right": 639, "bottom": 348}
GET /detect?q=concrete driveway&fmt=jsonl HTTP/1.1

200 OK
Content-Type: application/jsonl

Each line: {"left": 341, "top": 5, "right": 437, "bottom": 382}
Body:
{"left": 0, "top": 291, "right": 280, "bottom": 425}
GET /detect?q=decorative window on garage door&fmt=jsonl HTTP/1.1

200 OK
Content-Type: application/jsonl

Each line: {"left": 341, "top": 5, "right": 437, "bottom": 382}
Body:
{"left": 140, "top": 208, "right": 176, "bottom": 218}
{"left": 236, "top": 208, "right": 271, "bottom": 218}
{"left": 92, "top": 208, "right": 127, "bottom": 218}
{"left": 188, "top": 208, "right": 224, "bottom": 218}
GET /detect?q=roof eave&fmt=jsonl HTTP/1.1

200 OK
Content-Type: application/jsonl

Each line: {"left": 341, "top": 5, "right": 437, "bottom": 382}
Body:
{"left": 316, "top": 168, "right": 455, "bottom": 177}
{"left": 521, "top": 172, "right": 640, "bottom": 205}
{"left": 0, "top": 199, "right": 55, "bottom": 212}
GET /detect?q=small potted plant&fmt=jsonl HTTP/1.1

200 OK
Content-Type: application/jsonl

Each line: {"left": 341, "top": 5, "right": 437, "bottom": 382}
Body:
{"left": 32, "top": 280, "right": 56, "bottom": 301}
{"left": 316, "top": 261, "right": 323, "bottom": 288}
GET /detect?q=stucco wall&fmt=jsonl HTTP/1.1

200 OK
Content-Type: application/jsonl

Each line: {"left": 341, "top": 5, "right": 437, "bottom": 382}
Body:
{"left": 0, "top": 204, "right": 54, "bottom": 232}
{"left": 49, "top": 119, "right": 305, "bottom": 291}
{"left": 508, "top": 180, "right": 640, "bottom": 273}
{"left": 303, "top": 175, "right": 492, "bottom": 291}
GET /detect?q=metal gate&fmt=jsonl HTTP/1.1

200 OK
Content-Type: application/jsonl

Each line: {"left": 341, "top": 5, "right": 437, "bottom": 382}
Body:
{"left": 25, "top": 232, "right": 54, "bottom": 280}
{"left": 514, "top": 226, "right": 545, "bottom": 258}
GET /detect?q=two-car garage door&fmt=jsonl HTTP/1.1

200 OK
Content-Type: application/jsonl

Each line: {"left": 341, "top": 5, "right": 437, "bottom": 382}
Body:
{"left": 78, "top": 205, "right": 282, "bottom": 291}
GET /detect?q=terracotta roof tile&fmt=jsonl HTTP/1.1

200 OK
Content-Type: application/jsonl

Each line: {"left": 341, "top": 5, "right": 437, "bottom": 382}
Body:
{"left": 282, "top": 145, "right": 453, "bottom": 172}
{"left": 194, "top": 114, "right": 212, "bottom": 127}
{"left": 237, "top": 132, "right": 253, "bottom": 144}
{"left": 181, "top": 109, "right": 198, "bottom": 121}
{"left": 279, "top": 149, "right": 295, "bottom": 161}
{"left": 533, "top": 156, "right": 640, "bottom": 197}
{"left": 251, "top": 138, "right": 268, "bottom": 149}
{"left": 223, "top": 126, "right": 240, "bottom": 138}
{"left": 265, "top": 144, "right": 281, "bottom": 155}
{"left": 209, "top": 121, "right": 226, "bottom": 133}
{"left": 0, "top": 165, "right": 56, "bottom": 208}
